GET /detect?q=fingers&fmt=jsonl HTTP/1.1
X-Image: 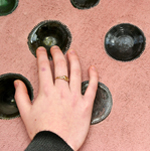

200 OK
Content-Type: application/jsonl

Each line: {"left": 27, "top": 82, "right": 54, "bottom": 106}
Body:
{"left": 50, "top": 46, "right": 68, "bottom": 87}
{"left": 36, "top": 47, "right": 53, "bottom": 92}
{"left": 14, "top": 80, "right": 31, "bottom": 118}
{"left": 84, "top": 66, "right": 99, "bottom": 105}
{"left": 67, "top": 49, "right": 81, "bottom": 93}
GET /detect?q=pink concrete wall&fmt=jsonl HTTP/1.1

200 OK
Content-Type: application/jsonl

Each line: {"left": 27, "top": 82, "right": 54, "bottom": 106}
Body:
{"left": 0, "top": 0, "right": 150, "bottom": 150}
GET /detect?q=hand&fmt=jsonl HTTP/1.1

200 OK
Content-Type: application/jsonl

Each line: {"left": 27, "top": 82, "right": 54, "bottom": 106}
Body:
{"left": 14, "top": 46, "right": 98, "bottom": 151}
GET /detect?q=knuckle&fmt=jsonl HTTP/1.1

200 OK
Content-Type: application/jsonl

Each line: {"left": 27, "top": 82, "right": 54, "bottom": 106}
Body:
{"left": 40, "top": 60, "right": 50, "bottom": 68}
{"left": 71, "top": 93, "right": 80, "bottom": 106}
{"left": 72, "top": 68, "right": 81, "bottom": 76}
{"left": 42, "top": 84, "right": 50, "bottom": 97}
{"left": 56, "top": 87, "right": 69, "bottom": 99}
{"left": 56, "top": 59, "right": 66, "bottom": 68}
{"left": 72, "top": 93, "right": 79, "bottom": 101}
{"left": 60, "top": 90, "right": 67, "bottom": 99}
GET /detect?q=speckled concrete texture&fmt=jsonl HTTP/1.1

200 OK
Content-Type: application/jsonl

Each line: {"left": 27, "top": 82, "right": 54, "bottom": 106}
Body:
{"left": 0, "top": 0, "right": 150, "bottom": 150}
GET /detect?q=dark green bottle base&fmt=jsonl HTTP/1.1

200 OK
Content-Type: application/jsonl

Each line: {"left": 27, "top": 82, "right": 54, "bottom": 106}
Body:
{"left": 27, "top": 20, "right": 72, "bottom": 60}
{"left": 70, "top": 0, "right": 100, "bottom": 9}
{"left": 81, "top": 81, "right": 113, "bottom": 125}
{"left": 0, "top": 73, "right": 33, "bottom": 120}
{"left": 105, "top": 23, "right": 146, "bottom": 61}
{"left": 0, "top": 0, "right": 19, "bottom": 16}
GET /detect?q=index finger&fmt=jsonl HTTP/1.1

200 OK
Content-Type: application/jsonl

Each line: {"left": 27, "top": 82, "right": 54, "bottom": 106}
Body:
{"left": 36, "top": 47, "right": 54, "bottom": 92}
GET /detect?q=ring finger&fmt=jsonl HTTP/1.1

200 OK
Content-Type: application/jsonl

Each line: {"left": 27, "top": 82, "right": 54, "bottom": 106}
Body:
{"left": 50, "top": 46, "right": 68, "bottom": 87}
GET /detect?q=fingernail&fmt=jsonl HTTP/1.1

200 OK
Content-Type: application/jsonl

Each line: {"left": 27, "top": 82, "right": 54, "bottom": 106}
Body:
{"left": 37, "top": 46, "right": 45, "bottom": 51}
{"left": 69, "top": 49, "right": 75, "bottom": 54}
{"left": 91, "top": 66, "right": 96, "bottom": 70}
{"left": 51, "top": 45, "right": 59, "bottom": 49}
{"left": 14, "top": 80, "right": 19, "bottom": 88}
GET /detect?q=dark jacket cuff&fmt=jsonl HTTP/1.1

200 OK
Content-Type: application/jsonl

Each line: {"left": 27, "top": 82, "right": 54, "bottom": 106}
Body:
{"left": 25, "top": 131, "right": 74, "bottom": 151}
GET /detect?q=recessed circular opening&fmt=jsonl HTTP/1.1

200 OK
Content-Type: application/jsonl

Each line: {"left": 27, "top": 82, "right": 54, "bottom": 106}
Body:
{"left": 70, "top": 0, "right": 100, "bottom": 9}
{"left": 104, "top": 23, "right": 146, "bottom": 61}
{"left": 0, "top": 0, "right": 19, "bottom": 16}
{"left": 81, "top": 81, "right": 113, "bottom": 125}
{"left": 0, "top": 73, "right": 33, "bottom": 120}
{"left": 28, "top": 20, "right": 72, "bottom": 60}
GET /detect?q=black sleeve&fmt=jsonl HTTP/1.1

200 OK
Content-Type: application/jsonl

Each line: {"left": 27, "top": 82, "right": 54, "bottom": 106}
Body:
{"left": 25, "top": 131, "right": 74, "bottom": 151}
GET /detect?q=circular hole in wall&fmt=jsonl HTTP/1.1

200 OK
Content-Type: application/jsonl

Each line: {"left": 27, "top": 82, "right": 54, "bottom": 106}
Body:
{"left": 104, "top": 23, "right": 146, "bottom": 61}
{"left": 28, "top": 20, "right": 72, "bottom": 60}
{"left": 0, "top": 0, "right": 19, "bottom": 16}
{"left": 70, "top": 0, "right": 100, "bottom": 9}
{"left": 0, "top": 73, "right": 33, "bottom": 120}
{"left": 81, "top": 81, "right": 113, "bottom": 125}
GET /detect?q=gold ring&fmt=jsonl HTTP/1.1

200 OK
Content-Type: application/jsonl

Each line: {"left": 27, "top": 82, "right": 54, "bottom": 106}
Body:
{"left": 55, "top": 75, "right": 69, "bottom": 82}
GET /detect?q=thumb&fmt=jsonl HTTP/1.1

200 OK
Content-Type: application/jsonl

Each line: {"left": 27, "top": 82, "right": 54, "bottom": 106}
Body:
{"left": 14, "top": 80, "right": 31, "bottom": 118}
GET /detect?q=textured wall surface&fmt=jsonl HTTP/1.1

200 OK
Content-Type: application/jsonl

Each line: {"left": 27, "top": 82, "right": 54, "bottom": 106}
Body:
{"left": 0, "top": 0, "right": 150, "bottom": 150}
